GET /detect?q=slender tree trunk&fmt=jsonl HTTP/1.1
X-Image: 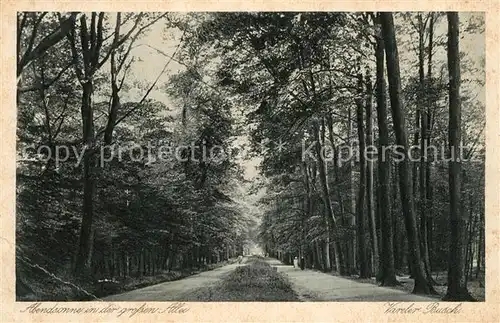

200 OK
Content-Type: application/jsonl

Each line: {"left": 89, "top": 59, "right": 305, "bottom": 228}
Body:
{"left": 324, "top": 238, "right": 331, "bottom": 271}
{"left": 380, "top": 12, "right": 435, "bottom": 294}
{"left": 375, "top": 181, "right": 384, "bottom": 281}
{"left": 465, "top": 198, "right": 476, "bottom": 283}
{"left": 426, "top": 11, "right": 435, "bottom": 273}
{"left": 313, "top": 241, "right": 321, "bottom": 270}
{"left": 302, "top": 162, "right": 312, "bottom": 269}
{"left": 126, "top": 253, "right": 130, "bottom": 276}
{"left": 320, "top": 120, "right": 332, "bottom": 272}
{"left": 122, "top": 252, "right": 126, "bottom": 277}
{"left": 391, "top": 161, "right": 401, "bottom": 271}
{"left": 327, "top": 114, "right": 350, "bottom": 275}
{"left": 348, "top": 106, "right": 357, "bottom": 274}
{"left": 365, "top": 70, "right": 379, "bottom": 277}
{"left": 139, "top": 251, "right": 145, "bottom": 276}
{"left": 313, "top": 119, "right": 343, "bottom": 273}
{"left": 418, "top": 13, "right": 435, "bottom": 285}
{"left": 169, "top": 251, "right": 175, "bottom": 271}
{"left": 412, "top": 14, "right": 425, "bottom": 204}
{"left": 307, "top": 245, "right": 313, "bottom": 269}
{"left": 104, "top": 75, "right": 120, "bottom": 145}
{"left": 306, "top": 163, "right": 317, "bottom": 269}
{"left": 109, "top": 248, "right": 114, "bottom": 278}
{"left": 374, "top": 22, "right": 398, "bottom": 285}
{"left": 355, "top": 72, "right": 369, "bottom": 278}
{"left": 443, "top": 12, "right": 474, "bottom": 301}
{"left": 475, "top": 209, "right": 483, "bottom": 279}
{"left": 317, "top": 241, "right": 324, "bottom": 271}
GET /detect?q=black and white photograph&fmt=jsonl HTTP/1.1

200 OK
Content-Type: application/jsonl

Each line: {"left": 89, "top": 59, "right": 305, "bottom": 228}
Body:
{"left": 15, "top": 11, "right": 485, "bottom": 304}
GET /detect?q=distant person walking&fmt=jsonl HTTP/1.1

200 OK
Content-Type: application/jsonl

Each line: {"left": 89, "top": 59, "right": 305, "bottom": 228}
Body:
{"left": 293, "top": 256, "right": 299, "bottom": 268}
{"left": 237, "top": 255, "right": 243, "bottom": 264}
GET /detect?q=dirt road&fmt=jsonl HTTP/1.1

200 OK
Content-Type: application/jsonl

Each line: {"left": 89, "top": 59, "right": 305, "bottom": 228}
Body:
{"left": 276, "top": 264, "right": 438, "bottom": 301}
{"left": 102, "top": 257, "right": 439, "bottom": 302}
{"left": 102, "top": 263, "right": 243, "bottom": 301}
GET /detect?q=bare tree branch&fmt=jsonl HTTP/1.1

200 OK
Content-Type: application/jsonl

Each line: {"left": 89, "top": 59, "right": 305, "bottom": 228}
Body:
{"left": 24, "top": 13, "right": 47, "bottom": 64}
{"left": 95, "top": 13, "right": 144, "bottom": 71}
{"left": 111, "top": 30, "right": 184, "bottom": 129}
{"left": 18, "top": 12, "right": 77, "bottom": 77}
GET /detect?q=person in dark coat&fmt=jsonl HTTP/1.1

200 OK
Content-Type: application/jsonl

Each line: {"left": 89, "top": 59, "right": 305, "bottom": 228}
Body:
{"left": 300, "top": 257, "right": 305, "bottom": 270}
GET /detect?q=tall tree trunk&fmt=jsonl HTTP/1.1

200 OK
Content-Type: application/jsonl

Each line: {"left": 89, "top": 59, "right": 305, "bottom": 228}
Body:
{"left": 327, "top": 114, "right": 351, "bottom": 274}
{"left": 425, "top": 13, "right": 435, "bottom": 272}
{"left": 411, "top": 15, "right": 422, "bottom": 203}
{"left": 70, "top": 13, "right": 103, "bottom": 279}
{"left": 355, "top": 72, "right": 369, "bottom": 278}
{"left": 74, "top": 80, "right": 96, "bottom": 278}
{"left": 417, "top": 13, "right": 435, "bottom": 285}
{"left": 348, "top": 106, "right": 357, "bottom": 273}
{"left": 302, "top": 162, "right": 312, "bottom": 268}
{"left": 375, "top": 180, "right": 384, "bottom": 281}
{"left": 313, "top": 119, "right": 343, "bottom": 274}
{"left": 365, "top": 70, "right": 379, "bottom": 277}
{"left": 320, "top": 120, "right": 332, "bottom": 272}
{"left": 475, "top": 209, "right": 483, "bottom": 279}
{"left": 443, "top": 12, "right": 474, "bottom": 301}
{"left": 307, "top": 163, "right": 318, "bottom": 270}
{"left": 380, "top": 12, "right": 435, "bottom": 294}
{"left": 464, "top": 197, "right": 476, "bottom": 283}
{"left": 391, "top": 161, "right": 401, "bottom": 271}
{"left": 323, "top": 237, "right": 331, "bottom": 271}
{"left": 313, "top": 241, "right": 321, "bottom": 270}
{"left": 374, "top": 21, "right": 398, "bottom": 285}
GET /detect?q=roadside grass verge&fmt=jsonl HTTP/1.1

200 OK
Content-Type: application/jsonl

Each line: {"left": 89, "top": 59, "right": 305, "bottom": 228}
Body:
{"left": 178, "top": 256, "right": 299, "bottom": 301}
{"left": 345, "top": 271, "right": 485, "bottom": 301}
{"left": 17, "top": 259, "right": 238, "bottom": 301}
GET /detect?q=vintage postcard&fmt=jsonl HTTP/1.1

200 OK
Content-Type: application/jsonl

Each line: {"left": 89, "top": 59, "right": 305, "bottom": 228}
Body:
{"left": 1, "top": 0, "right": 499, "bottom": 322}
